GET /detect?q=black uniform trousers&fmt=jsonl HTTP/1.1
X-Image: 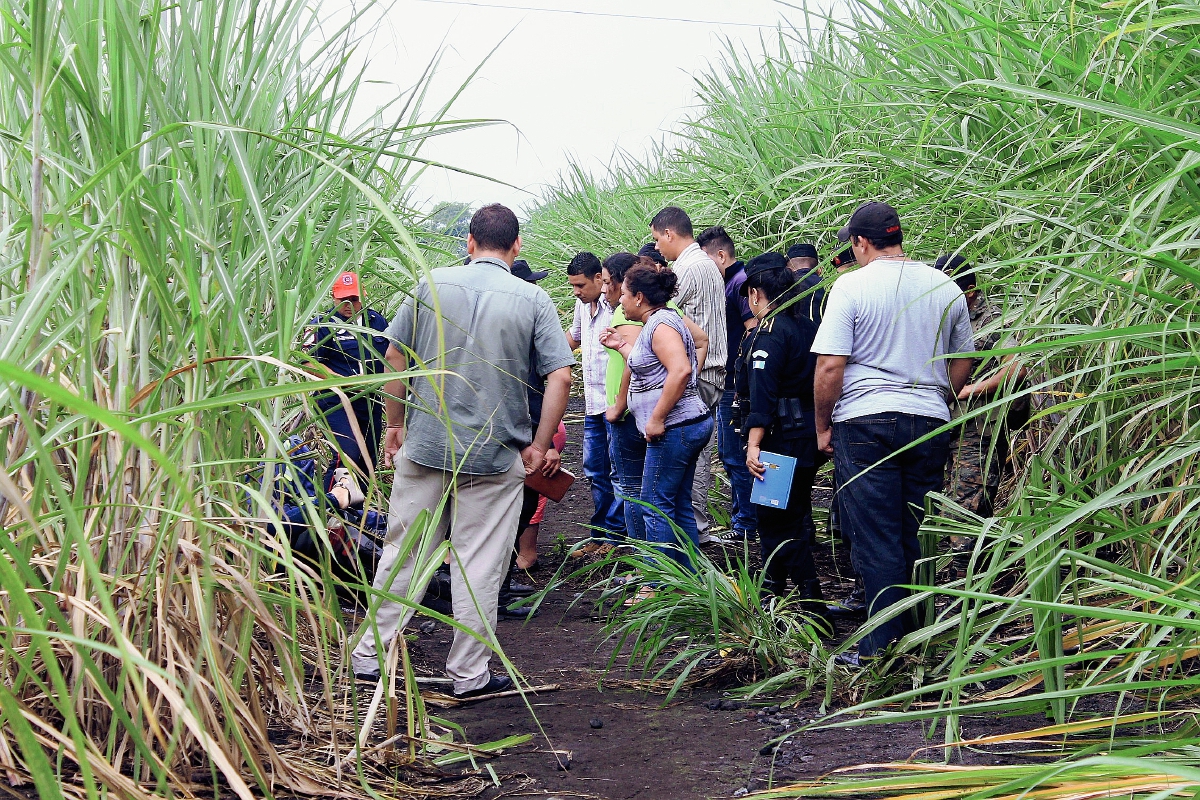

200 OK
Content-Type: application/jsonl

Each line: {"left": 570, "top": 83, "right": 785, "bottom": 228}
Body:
{"left": 319, "top": 396, "right": 383, "bottom": 492}
{"left": 757, "top": 436, "right": 821, "bottom": 599}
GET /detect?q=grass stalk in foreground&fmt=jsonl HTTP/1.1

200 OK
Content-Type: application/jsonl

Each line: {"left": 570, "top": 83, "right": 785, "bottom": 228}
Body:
{"left": 0, "top": 0, "right": 520, "bottom": 796}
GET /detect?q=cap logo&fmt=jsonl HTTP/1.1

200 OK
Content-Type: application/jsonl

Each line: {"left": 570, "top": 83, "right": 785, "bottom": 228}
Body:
{"left": 886, "top": 225, "right": 900, "bottom": 233}
{"left": 342, "top": 275, "right": 354, "bottom": 285}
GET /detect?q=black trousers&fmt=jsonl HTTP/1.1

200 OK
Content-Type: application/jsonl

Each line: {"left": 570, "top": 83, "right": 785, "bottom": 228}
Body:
{"left": 756, "top": 437, "right": 819, "bottom": 597}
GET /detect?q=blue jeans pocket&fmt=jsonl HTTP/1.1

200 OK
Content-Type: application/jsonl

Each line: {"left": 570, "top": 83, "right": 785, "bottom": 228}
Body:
{"left": 845, "top": 417, "right": 896, "bottom": 468}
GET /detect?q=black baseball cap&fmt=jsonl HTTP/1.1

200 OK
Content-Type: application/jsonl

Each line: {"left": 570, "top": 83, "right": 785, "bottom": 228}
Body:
{"left": 837, "top": 201, "right": 903, "bottom": 243}
{"left": 739, "top": 251, "right": 790, "bottom": 296}
{"left": 786, "top": 243, "right": 818, "bottom": 260}
{"left": 511, "top": 259, "right": 549, "bottom": 283}
{"left": 638, "top": 242, "right": 667, "bottom": 266}
{"left": 831, "top": 245, "right": 856, "bottom": 268}
{"left": 934, "top": 253, "right": 967, "bottom": 273}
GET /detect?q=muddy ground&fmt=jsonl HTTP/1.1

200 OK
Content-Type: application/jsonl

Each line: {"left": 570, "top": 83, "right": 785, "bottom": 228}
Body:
{"left": 399, "top": 405, "right": 1042, "bottom": 800}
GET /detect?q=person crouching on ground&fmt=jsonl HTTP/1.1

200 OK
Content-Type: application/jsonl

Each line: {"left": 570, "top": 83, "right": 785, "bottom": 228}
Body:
{"left": 303, "top": 271, "right": 391, "bottom": 491}
{"left": 734, "top": 253, "right": 829, "bottom": 629}
{"left": 350, "top": 204, "right": 574, "bottom": 699}
{"left": 599, "top": 259, "right": 713, "bottom": 602}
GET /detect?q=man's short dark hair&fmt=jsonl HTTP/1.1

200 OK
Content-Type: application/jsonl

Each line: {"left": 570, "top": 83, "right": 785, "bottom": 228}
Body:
{"left": 566, "top": 251, "right": 603, "bottom": 278}
{"left": 469, "top": 204, "right": 520, "bottom": 252}
{"left": 650, "top": 206, "right": 693, "bottom": 238}
{"left": 697, "top": 225, "right": 735, "bottom": 258}
{"left": 857, "top": 231, "right": 904, "bottom": 249}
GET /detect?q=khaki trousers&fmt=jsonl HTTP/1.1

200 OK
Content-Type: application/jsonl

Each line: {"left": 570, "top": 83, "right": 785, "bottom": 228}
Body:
{"left": 351, "top": 447, "right": 524, "bottom": 694}
{"left": 691, "top": 377, "right": 722, "bottom": 535}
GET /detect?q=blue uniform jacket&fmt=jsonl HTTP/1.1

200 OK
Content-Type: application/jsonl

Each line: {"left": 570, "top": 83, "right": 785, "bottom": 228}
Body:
{"left": 305, "top": 306, "right": 390, "bottom": 405}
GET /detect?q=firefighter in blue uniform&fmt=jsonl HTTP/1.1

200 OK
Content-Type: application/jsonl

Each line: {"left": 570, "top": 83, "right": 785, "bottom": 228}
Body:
{"left": 734, "top": 252, "right": 831, "bottom": 631}
{"left": 305, "top": 271, "right": 390, "bottom": 491}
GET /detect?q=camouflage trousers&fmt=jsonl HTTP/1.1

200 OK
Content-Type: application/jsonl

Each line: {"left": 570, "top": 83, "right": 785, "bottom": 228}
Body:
{"left": 946, "top": 428, "right": 1002, "bottom": 519}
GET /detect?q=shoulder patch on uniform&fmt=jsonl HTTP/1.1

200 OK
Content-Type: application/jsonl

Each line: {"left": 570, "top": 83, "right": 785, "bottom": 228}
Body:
{"left": 751, "top": 350, "right": 769, "bottom": 359}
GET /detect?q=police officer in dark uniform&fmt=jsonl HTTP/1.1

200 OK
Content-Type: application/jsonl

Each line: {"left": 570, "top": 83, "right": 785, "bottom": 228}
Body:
{"left": 785, "top": 242, "right": 825, "bottom": 326}
{"left": 304, "top": 270, "right": 390, "bottom": 491}
{"left": 734, "top": 253, "right": 828, "bottom": 626}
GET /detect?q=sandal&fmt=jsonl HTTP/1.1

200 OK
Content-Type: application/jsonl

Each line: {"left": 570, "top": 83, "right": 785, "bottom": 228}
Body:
{"left": 623, "top": 586, "right": 656, "bottom": 607}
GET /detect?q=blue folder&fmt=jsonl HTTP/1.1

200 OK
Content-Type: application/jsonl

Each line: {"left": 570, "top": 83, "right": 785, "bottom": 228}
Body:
{"left": 750, "top": 451, "right": 797, "bottom": 508}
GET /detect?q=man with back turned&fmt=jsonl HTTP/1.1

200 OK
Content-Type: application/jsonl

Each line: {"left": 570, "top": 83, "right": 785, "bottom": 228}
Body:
{"left": 812, "top": 201, "right": 975, "bottom": 666}
{"left": 351, "top": 204, "right": 574, "bottom": 698}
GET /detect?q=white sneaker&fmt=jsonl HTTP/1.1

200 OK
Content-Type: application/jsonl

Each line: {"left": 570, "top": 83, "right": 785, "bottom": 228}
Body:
{"left": 699, "top": 531, "right": 722, "bottom": 545}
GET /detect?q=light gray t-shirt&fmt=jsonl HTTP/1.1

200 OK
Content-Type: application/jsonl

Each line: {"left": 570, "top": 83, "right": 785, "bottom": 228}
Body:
{"left": 811, "top": 258, "right": 975, "bottom": 423}
{"left": 387, "top": 258, "right": 576, "bottom": 475}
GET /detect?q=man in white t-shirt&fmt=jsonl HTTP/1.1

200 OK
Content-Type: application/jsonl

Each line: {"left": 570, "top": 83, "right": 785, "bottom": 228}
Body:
{"left": 651, "top": 206, "right": 727, "bottom": 540}
{"left": 812, "top": 201, "right": 975, "bottom": 665}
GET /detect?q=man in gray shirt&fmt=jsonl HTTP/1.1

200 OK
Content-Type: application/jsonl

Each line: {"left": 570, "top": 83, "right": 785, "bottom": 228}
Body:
{"left": 351, "top": 204, "right": 574, "bottom": 698}
{"left": 812, "top": 201, "right": 974, "bottom": 665}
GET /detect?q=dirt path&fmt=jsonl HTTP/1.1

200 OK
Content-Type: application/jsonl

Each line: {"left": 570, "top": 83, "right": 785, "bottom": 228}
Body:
{"left": 394, "top": 407, "right": 1041, "bottom": 800}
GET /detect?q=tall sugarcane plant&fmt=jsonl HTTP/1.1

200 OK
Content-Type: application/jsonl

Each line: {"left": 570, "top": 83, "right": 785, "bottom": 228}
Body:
{"left": 525, "top": 0, "right": 1200, "bottom": 795}
{"left": 0, "top": 0, "right": 500, "bottom": 796}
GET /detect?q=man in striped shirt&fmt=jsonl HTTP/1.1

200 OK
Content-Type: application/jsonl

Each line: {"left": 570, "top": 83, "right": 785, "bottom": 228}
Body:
{"left": 651, "top": 206, "right": 728, "bottom": 541}
{"left": 567, "top": 251, "right": 626, "bottom": 551}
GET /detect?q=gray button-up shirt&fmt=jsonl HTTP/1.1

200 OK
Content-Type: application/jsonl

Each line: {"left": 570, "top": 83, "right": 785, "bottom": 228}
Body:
{"left": 388, "top": 258, "right": 576, "bottom": 475}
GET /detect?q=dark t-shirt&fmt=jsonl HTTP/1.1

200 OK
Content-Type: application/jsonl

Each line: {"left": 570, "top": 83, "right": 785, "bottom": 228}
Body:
{"left": 723, "top": 261, "right": 754, "bottom": 390}
{"left": 792, "top": 266, "right": 825, "bottom": 326}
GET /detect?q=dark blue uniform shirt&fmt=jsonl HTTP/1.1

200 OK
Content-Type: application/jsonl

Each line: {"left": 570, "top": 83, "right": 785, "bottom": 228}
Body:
{"left": 723, "top": 261, "right": 754, "bottom": 390}
{"left": 735, "top": 312, "right": 819, "bottom": 462}
{"left": 306, "top": 306, "right": 391, "bottom": 393}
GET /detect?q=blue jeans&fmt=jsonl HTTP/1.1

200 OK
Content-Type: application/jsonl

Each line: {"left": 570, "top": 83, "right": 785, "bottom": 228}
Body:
{"left": 642, "top": 415, "right": 715, "bottom": 571}
{"left": 716, "top": 389, "right": 756, "bottom": 534}
{"left": 833, "top": 413, "right": 951, "bottom": 657}
{"left": 584, "top": 413, "right": 625, "bottom": 539}
{"left": 607, "top": 414, "right": 647, "bottom": 542}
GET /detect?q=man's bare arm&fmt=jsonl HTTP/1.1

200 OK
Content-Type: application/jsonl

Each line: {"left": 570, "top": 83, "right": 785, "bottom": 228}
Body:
{"left": 814, "top": 355, "right": 848, "bottom": 456}
{"left": 948, "top": 357, "right": 974, "bottom": 396}
{"left": 535, "top": 366, "right": 572, "bottom": 453}
{"left": 382, "top": 344, "right": 410, "bottom": 467}
{"left": 959, "top": 355, "right": 1027, "bottom": 400}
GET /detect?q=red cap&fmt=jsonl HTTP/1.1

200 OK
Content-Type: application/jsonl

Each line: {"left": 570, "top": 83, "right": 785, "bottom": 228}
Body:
{"left": 332, "top": 271, "right": 360, "bottom": 299}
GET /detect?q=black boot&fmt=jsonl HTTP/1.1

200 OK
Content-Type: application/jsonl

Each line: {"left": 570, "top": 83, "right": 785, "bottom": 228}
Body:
{"left": 798, "top": 579, "right": 835, "bottom": 637}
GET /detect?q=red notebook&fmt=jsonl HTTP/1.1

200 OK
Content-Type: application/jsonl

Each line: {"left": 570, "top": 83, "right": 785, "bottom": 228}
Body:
{"left": 524, "top": 467, "right": 576, "bottom": 503}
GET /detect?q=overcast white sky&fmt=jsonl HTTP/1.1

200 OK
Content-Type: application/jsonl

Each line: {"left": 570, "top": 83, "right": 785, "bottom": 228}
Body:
{"left": 344, "top": 0, "right": 793, "bottom": 215}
